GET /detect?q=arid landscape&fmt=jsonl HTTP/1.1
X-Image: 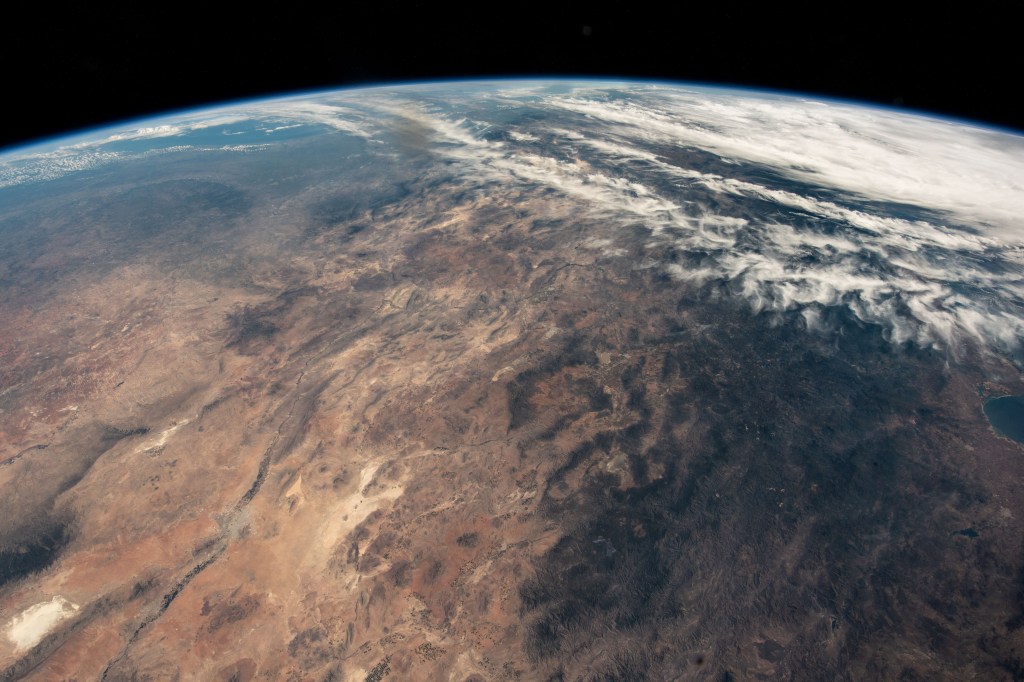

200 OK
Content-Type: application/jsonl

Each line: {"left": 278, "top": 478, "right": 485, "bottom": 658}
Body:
{"left": 1, "top": 82, "right": 1023, "bottom": 680}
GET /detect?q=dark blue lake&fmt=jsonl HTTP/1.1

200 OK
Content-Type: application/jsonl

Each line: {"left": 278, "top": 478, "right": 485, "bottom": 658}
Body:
{"left": 983, "top": 395, "right": 1024, "bottom": 444}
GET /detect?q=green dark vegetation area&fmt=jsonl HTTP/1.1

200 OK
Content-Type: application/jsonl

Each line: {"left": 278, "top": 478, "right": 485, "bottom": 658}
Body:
{"left": 511, "top": 291, "right": 1023, "bottom": 680}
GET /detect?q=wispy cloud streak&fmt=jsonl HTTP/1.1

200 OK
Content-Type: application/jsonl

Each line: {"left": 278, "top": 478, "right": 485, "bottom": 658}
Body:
{"left": 414, "top": 87, "right": 1024, "bottom": 356}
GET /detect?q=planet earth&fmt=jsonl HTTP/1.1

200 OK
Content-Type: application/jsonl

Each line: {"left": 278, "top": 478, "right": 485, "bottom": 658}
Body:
{"left": 1, "top": 80, "right": 1023, "bottom": 681}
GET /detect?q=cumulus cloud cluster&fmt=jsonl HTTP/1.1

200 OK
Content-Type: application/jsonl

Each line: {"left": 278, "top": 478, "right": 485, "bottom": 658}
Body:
{"left": 0, "top": 148, "right": 125, "bottom": 187}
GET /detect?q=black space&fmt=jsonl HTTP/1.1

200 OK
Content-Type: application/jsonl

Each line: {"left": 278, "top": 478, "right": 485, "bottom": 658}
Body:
{"left": 2, "top": 5, "right": 1019, "bottom": 150}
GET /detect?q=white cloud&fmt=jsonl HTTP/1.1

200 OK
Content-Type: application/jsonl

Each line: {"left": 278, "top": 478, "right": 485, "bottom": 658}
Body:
{"left": 0, "top": 149, "right": 124, "bottom": 187}
{"left": 409, "top": 91, "right": 1024, "bottom": 356}
{"left": 219, "top": 144, "right": 273, "bottom": 152}
{"left": 102, "top": 124, "right": 183, "bottom": 142}
{"left": 0, "top": 110, "right": 266, "bottom": 187}
{"left": 90, "top": 114, "right": 251, "bottom": 144}
{"left": 263, "top": 123, "right": 303, "bottom": 133}
{"left": 254, "top": 102, "right": 375, "bottom": 138}
{"left": 547, "top": 90, "right": 1024, "bottom": 242}
{"left": 508, "top": 130, "right": 540, "bottom": 142}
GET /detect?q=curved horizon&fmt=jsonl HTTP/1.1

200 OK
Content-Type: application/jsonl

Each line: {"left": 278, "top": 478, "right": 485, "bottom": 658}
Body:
{"left": 4, "top": 76, "right": 1022, "bottom": 157}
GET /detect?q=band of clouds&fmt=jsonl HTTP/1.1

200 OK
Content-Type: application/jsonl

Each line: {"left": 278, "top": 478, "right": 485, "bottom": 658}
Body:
{"left": 2, "top": 84, "right": 1021, "bottom": 358}
{"left": 408, "top": 88, "right": 1024, "bottom": 357}
{"left": 0, "top": 104, "right": 376, "bottom": 189}
{"left": 547, "top": 89, "right": 1024, "bottom": 243}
